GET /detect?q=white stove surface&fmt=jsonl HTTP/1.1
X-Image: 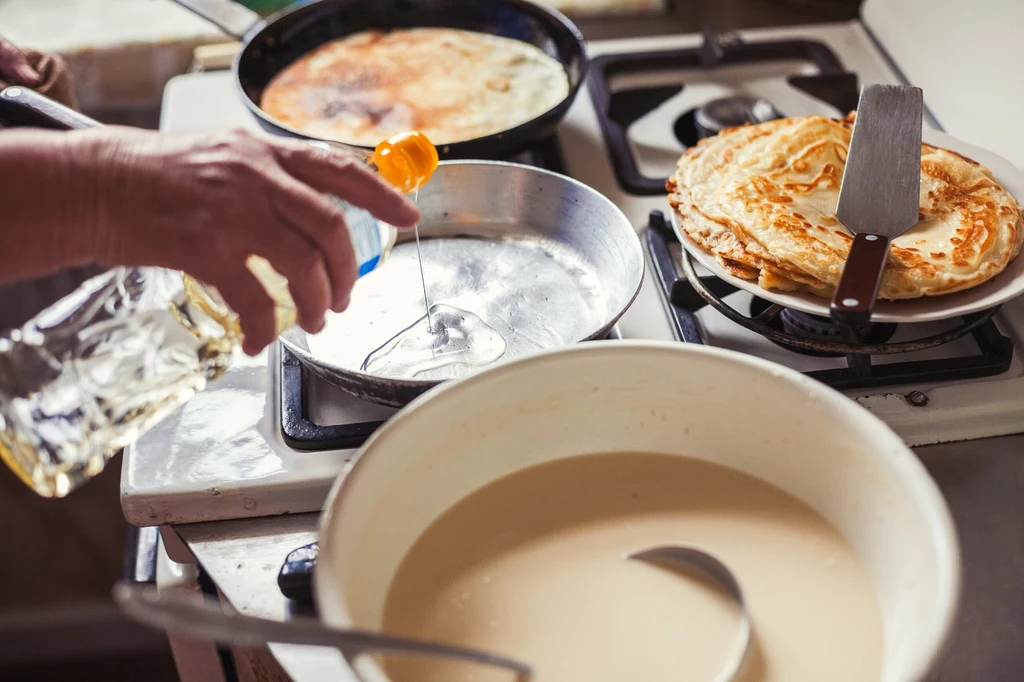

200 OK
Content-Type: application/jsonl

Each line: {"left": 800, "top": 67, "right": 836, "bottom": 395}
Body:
{"left": 122, "top": 19, "right": 1024, "bottom": 527}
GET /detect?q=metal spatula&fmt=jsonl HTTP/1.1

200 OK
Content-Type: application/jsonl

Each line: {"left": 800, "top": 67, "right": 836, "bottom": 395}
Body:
{"left": 830, "top": 84, "right": 924, "bottom": 325}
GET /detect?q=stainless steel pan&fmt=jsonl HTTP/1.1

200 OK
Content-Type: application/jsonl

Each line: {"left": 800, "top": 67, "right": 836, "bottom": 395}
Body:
{"left": 279, "top": 160, "right": 644, "bottom": 406}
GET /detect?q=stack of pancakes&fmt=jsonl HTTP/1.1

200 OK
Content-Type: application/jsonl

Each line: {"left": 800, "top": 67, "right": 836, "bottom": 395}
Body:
{"left": 667, "top": 114, "right": 1024, "bottom": 300}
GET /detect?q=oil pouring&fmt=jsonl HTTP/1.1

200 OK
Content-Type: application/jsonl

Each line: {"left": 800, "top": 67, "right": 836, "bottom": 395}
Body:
{"left": 359, "top": 198, "right": 509, "bottom": 379}
{"left": 0, "top": 129, "right": 439, "bottom": 498}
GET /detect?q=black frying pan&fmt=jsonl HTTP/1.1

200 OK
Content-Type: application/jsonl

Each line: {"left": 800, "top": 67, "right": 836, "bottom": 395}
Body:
{"left": 172, "top": 0, "right": 588, "bottom": 159}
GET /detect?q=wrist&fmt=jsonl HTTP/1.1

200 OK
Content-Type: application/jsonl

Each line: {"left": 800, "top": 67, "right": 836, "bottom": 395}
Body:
{"left": 54, "top": 130, "right": 106, "bottom": 264}
{"left": 0, "top": 130, "right": 104, "bottom": 282}
{"left": 69, "top": 127, "right": 160, "bottom": 268}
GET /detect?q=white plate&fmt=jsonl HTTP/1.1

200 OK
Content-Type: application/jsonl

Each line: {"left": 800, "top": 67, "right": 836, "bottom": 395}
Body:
{"left": 671, "top": 129, "right": 1024, "bottom": 324}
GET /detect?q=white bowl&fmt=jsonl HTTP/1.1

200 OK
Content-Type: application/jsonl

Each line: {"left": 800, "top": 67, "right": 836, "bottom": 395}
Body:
{"left": 316, "top": 341, "right": 960, "bottom": 682}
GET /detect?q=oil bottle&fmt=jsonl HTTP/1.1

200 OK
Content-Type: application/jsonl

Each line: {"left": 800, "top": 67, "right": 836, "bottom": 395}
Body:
{"left": 0, "top": 131, "right": 439, "bottom": 498}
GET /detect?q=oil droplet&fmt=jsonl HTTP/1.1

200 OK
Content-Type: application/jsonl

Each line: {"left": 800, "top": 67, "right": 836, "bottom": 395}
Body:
{"left": 361, "top": 304, "right": 507, "bottom": 379}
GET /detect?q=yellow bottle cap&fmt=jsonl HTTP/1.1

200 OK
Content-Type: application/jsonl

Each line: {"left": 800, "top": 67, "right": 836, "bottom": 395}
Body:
{"left": 373, "top": 131, "right": 440, "bottom": 194}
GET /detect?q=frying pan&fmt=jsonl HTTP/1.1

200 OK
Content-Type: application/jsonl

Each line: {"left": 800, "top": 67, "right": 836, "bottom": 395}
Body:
{"left": 0, "top": 87, "right": 645, "bottom": 407}
{"left": 278, "top": 160, "right": 644, "bottom": 406}
{"left": 671, "top": 128, "right": 1024, "bottom": 324}
{"left": 171, "top": 0, "right": 589, "bottom": 159}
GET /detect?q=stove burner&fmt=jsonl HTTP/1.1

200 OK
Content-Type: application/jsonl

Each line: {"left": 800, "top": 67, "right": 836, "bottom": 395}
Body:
{"left": 587, "top": 26, "right": 860, "bottom": 195}
{"left": 750, "top": 298, "right": 897, "bottom": 357}
{"left": 693, "top": 95, "right": 782, "bottom": 138}
{"left": 779, "top": 308, "right": 841, "bottom": 340}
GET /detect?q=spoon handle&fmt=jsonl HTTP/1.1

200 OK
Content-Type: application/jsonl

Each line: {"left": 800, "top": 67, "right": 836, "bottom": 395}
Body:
{"left": 113, "top": 582, "right": 531, "bottom": 676}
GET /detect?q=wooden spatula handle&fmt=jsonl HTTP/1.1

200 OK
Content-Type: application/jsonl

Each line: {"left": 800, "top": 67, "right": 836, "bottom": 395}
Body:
{"left": 830, "top": 232, "right": 891, "bottom": 326}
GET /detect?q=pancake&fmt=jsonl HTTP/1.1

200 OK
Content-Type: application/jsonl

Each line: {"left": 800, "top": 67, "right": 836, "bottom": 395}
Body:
{"left": 260, "top": 28, "right": 570, "bottom": 147}
{"left": 667, "top": 114, "right": 1024, "bottom": 300}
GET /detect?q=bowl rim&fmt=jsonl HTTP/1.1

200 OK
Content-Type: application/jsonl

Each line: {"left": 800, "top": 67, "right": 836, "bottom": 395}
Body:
{"left": 314, "top": 340, "right": 961, "bottom": 682}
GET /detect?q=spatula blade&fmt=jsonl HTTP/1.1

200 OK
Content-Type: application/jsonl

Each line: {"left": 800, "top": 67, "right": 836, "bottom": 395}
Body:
{"left": 835, "top": 84, "right": 923, "bottom": 238}
{"left": 830, "top": 84, "right": 924, "bottom": 326}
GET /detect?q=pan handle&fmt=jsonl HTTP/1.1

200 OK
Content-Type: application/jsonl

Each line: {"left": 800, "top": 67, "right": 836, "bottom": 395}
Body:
{"left": 169, "top": 0, "right": 262, "bottom": 41}
{"left": 0, "top": 87, "right": 101, "bottom": 131}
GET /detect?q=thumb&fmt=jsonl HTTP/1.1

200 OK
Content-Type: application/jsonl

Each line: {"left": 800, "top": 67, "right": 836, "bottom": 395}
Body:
{"left": 0, "top": 37, "right": 40, "bottom": 86}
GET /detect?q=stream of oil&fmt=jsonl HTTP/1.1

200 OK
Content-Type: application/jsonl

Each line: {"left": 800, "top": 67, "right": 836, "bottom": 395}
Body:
{"left": 361, "top": 192, "right": 507, "bottom": 379}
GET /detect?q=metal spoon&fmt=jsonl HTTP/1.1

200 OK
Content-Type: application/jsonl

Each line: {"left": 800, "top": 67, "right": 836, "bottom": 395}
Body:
{"left": 111, "top": 582, "right": 531, "bottom": 677}
{"left": 627, "top": 545, "right": 753, "bottom": 682}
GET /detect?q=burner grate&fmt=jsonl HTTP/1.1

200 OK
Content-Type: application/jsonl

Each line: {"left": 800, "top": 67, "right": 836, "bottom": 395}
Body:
{"left": 646, "top": 210, "right": 1015, "bottom": 391}
{"left": 280, "top": 348, "right": 383, "bottom": 451}
{"left": 587, "top": 25, "right": 860, "bottom": 195}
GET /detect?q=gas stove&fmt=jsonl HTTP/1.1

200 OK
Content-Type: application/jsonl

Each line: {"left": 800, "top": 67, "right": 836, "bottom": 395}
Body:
{"left": 122, "top": 0, "right": 1024, "bottom": 527}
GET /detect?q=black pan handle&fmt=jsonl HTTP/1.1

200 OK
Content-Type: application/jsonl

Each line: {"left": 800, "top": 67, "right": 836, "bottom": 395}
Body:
{"left": 170, "top": 0, "right": 263, "bottom": 41}
{"left": 830, "top": 232, "right": 890, "bottom": 326}
{"left": 278, "top": 542, "right": 318, "bottom": 603}
{"left": 0, "top": 87, "right": 101, "bottom": 131}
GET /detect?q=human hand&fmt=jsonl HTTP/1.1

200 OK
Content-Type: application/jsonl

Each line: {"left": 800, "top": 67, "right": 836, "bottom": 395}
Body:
{"left": 0, "top": 36, "right": 40, "bottom": 86}
{"left": 69, "top": 126, "right": 420, "bottom": 354}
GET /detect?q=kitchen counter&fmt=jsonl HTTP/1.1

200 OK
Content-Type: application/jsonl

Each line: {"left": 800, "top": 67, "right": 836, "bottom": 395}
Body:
{"left": 573, "top": 0, "right": 861, "bottom": 40}
{"left": 174, "top": 432, "right": 1024, "bottom": 682}
{"left": 0, "top": 0, "right": 224, "bottom": 123}
{"left": 0, "top": 0, "right": 861, "bottom": 47}
{"left": 0, "top": 0, "right": 219, "bottom": 53}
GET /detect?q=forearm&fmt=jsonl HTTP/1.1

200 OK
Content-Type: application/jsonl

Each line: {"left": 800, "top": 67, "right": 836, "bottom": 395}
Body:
{"left": 0, "top": 129, "right": 101, "bottom": 284}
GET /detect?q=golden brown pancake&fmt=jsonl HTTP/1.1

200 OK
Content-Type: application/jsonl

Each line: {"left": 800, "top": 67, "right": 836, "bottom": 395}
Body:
{"left": 667, "top": 114, "right": 1024, "bottom": 300}
{"left": 260, "top": 28, "right": 570, "bottom": 147}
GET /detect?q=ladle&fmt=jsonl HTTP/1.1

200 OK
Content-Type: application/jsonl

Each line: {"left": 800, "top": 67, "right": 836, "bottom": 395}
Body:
{"left": 627, "top": 545, "right": 753, "bottom": 682}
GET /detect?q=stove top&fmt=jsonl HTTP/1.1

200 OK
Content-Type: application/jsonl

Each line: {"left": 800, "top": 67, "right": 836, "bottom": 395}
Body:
{"left": 587, "top": 26, "right": 863, "bottom": 196}
{"left": 122, "top": 18, "right": 1024, "bottom": 527}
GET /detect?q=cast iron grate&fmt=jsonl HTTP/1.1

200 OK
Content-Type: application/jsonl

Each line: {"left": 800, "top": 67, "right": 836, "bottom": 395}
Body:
{"left": 646, "top": 209, "right": 1015, "bottom": 391}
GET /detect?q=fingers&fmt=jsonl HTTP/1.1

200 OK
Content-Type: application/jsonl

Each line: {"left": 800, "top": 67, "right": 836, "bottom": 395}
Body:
{"left": 250, "top": 227, "right": 333, "bottom": 336}
{"left": 272, "top": 141, "right": 421, "bottom": 229}
{"left": 271, "top": 175, "right": 359, "bottom": 312}
{"left": 0, "top": 37, "right": 40, "bottom": 86}
{"left": 199, "top": 265, "right": 278, "bottom": 356}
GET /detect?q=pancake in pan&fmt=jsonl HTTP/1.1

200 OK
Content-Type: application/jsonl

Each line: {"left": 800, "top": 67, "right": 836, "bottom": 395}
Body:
{"left": 260, "top": 27, "right": 570, "bottom": 147}
{"left": 667, "top": 114, "right": 1024, "bottom": 300}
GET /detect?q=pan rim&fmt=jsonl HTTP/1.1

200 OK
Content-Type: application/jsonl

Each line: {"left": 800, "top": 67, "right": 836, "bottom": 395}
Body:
{"left": 229, "top": 0, "right": 590, "bottom": 153}
{"left": 277, "top": 159, "right": 645, "bottom": 393}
